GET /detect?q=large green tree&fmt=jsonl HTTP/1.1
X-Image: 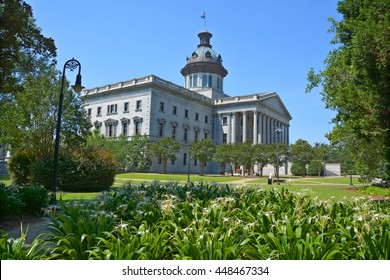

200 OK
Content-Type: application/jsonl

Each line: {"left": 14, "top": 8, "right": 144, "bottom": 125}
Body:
{"left": 267, "top": 143, "right": 288, "bottom": 178}
{"left": 214, "top": 143, "right": 233, "bottom": 175}
{"left": 0, "top": 0, "right": 56, "bottom": 95}
{"left": 126, "top": 135, "right": 152, "bottom": 172}
{"left": 253, "top": 144, "right": 270, "bottom": 177}
{"left": 150, "top": 137, "right": 180, "bottom": 174}
{"left": 289, "top": 139, "right": 313, "bottom": 177}
{"left": 312, "top": 142, "right": 328, "bottom": 176}
{"left": 234, "top": 142, "right": 255, "bottom": 177}
{"left": 86, "top": 133, "right": 152, "bottom": 172}
{"left": 307, "top": 0, "right": 390, "bottom": 179}
{"left": 190, "top": 139, "right": 215, "bottom": 176}
{"left": 1, "top": 67, "right": 91, "bottom": 156}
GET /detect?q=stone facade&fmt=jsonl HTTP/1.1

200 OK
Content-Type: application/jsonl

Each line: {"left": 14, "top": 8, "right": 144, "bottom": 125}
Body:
{"left": 83, "top": 30, "right": 292, "bottom": 174}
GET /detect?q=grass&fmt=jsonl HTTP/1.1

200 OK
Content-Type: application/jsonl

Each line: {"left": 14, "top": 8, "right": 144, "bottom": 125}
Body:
{"left": 360, "top": 186, "right": 390, "bottom": 197}
{"left": 115, "top": 172, "right": 244, "bottom": 183}
{"left": 0, "top": 174, "right": 12, "bottom": 186}
{"left": 1, "top": 172, "right": 387, "bottom": 202}
{"left": 57, "top": 192, "right": 99, "bottom": 201}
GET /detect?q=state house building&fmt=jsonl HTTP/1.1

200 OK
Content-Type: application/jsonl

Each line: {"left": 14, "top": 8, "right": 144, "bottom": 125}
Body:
{"left": 83, "top": 29, "right": 292, "bottom": 174}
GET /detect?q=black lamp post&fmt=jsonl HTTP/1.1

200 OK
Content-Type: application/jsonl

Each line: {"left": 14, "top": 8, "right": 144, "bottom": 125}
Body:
{"left": 275, "top": 127, "right": 282, "bottom": 185}
{"left": 50, "top": 58, "right": 84, "bottom": 205}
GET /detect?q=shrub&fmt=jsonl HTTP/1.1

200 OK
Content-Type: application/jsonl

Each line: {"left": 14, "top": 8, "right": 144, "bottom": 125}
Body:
{"left": 31, "top": 147, "right": 118, "bottom": 192}
{"left": 18, "top": 185, "right": 49, "bottom": 216}
{"left": 7, "top": 149, "right": 35, "bottom": 185}
{"left": 308, "top": 162, "right": 324, "bottom": 176}
{"left": 290, "top": 163, "right": 304, "bottom": 176}
{"left": 0, "top": 183, "right": 23, "bottom": 219}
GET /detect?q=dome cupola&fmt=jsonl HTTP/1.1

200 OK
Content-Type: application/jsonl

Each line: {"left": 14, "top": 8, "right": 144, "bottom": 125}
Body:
{"left": 181, "top": 30, "right": 228, "bottom": 98}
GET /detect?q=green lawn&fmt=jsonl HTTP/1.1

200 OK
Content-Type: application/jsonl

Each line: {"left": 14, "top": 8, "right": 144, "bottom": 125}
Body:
{"left": 115, "top": 172, "right": 243, "bottom": 183}
{"left": 1, "top": 172, "right": 386, "bottom": 202}
{"left": 0, "top": 174, "right": 12, "bottom": 186}
{"left": 57, "top": 192, "right": 99, "bottom": 201}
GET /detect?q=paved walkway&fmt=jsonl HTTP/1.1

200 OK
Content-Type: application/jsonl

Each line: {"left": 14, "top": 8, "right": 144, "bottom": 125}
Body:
{"left": 1, "top": 216, "right": 51, "bottom": 246}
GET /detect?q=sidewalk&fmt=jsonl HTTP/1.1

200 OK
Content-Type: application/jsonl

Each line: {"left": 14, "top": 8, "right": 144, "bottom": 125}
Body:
{"left": 1, "top": 216, "right": 51, "bottom": 246}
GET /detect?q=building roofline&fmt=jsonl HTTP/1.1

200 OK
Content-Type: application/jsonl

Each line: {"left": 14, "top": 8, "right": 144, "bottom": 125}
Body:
{"left": 83, "top": 75, "right": 213, "bottom": 106}
{"left": 214, "top": 91, "right": 292, "bottom": 120}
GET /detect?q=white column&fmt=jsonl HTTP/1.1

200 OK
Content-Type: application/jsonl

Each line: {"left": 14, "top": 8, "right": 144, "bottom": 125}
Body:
{"left": 263, "top": 114, "right": 267, "bottom": 144}
{"left": 231, "top": 112, "right": 236, "bottom": 143}
{"left": 280, "top": 123, "right": 284, "bottom": 144}
{"left": 265, "top": 115, "right": 269, "bottom": 144}
{"left": 258, "top": 112, "right": 263, "bottom": 144}
{"left": 227, "top": 114, "right": 231, "bottom": 143}
{"left": 287, "top": 124, "right": 290, "bottom": 146}
{"left": 242, "top": 111, "right": 247, "bottom": 142}
{"left": 283, "top": 123, "right": 287, "bottom": 144}
{"left": 253, "top": 110, "right": 258, "bottom": 144}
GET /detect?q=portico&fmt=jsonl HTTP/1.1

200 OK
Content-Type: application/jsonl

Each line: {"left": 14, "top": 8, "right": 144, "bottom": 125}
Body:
{"left": 214, "top": 92, "right": 291, "bottom": 146}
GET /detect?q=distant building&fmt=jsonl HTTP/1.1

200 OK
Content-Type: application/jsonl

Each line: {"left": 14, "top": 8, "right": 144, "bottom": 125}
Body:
{"left": 0, "top": 144, "right": 9, "bottom": 175}
{"left": 83, "top": 29, "right": 292, "bottom": 174}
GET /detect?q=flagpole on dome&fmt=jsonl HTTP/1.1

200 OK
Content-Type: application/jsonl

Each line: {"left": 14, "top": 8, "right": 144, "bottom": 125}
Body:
{"left": 201, "top": 11, "right": 206, "bottom": 30}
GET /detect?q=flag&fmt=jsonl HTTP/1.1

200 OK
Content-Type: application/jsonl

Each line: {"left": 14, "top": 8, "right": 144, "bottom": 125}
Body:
{"left": 201, "top": 12, "right": 206, "bottom": 18}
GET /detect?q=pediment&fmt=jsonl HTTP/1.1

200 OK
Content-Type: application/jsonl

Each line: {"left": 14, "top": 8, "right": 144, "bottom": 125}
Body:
{"left": 258, "top": 93, "right": 292, "bottom": 120}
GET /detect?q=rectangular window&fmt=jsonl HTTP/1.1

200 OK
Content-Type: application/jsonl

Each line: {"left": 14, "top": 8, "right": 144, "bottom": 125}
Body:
{"left": 204, "top": 132, "right": 208, "bottom": 139}
{"left": 136, "top": 100, "right": 142, "bottom": 111}
{"left": 185, "top": 109, "right": 189, "bottom": 118}
{"left": 158, "top": 123, "right": 164, "bottom": 137}
{"left": 87, "top": 108, "right": 92, "bottom": 116}
{"left": 223, "top": 133, "right": 227, "bottom": 143}
{"left": 222, "top": 116, "right": 228, "bottom": 125}
{"left": 108, "top": 124, "right": 116, "bottom": 137}
{"left": 124, "top": 102, "right": 129, "bottom": 112}
{"left": 172, "top": 125, "right": 176, "bottom": 139}
{"left": 183, "top": 153, "right": 187, "bottom": 165}
{"left": 184, "top": 128, "right": 188, "bottom": 141}
{"left": 194, "top": 130, "right": 198, "bottom": 141}
{"left": 107, "top": 104, "right": 118, "bottom": 115}
{"left": 97, "top": 107, "right": 102, "bottom": 116}
{"left": 122, "top": 122, "right": 128, "bottom": 136}
{"left": 173, "top": 106, "right": 177, "bottom": 115}
{"left": 205, "top": 115, "right": 208, "bottom": 123}
{"left": 135, "top": 120, "right": 141, "bottom": 134}
{"left": 160, "top": 102, "right": 165, "bottom": 112}
{"left": 195, "top": 113, "right": 199, "bottom": 121}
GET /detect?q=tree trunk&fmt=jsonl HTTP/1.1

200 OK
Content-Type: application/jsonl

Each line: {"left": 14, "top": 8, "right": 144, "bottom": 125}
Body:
{"left": 162, "top": 160, "right": 167, "bottom": 174}
{"left": 200, "top": 162, "right": 204, "bottom": 176}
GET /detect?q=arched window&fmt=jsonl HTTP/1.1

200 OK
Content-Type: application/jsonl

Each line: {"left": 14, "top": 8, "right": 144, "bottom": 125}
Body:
{"left": 208, "top": 75, "right": 212, "bottom": 87}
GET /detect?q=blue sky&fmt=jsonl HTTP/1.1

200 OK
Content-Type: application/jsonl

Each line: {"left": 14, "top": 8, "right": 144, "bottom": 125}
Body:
{"left": 27, "top": 0, "right": 341, "bottom": 145}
